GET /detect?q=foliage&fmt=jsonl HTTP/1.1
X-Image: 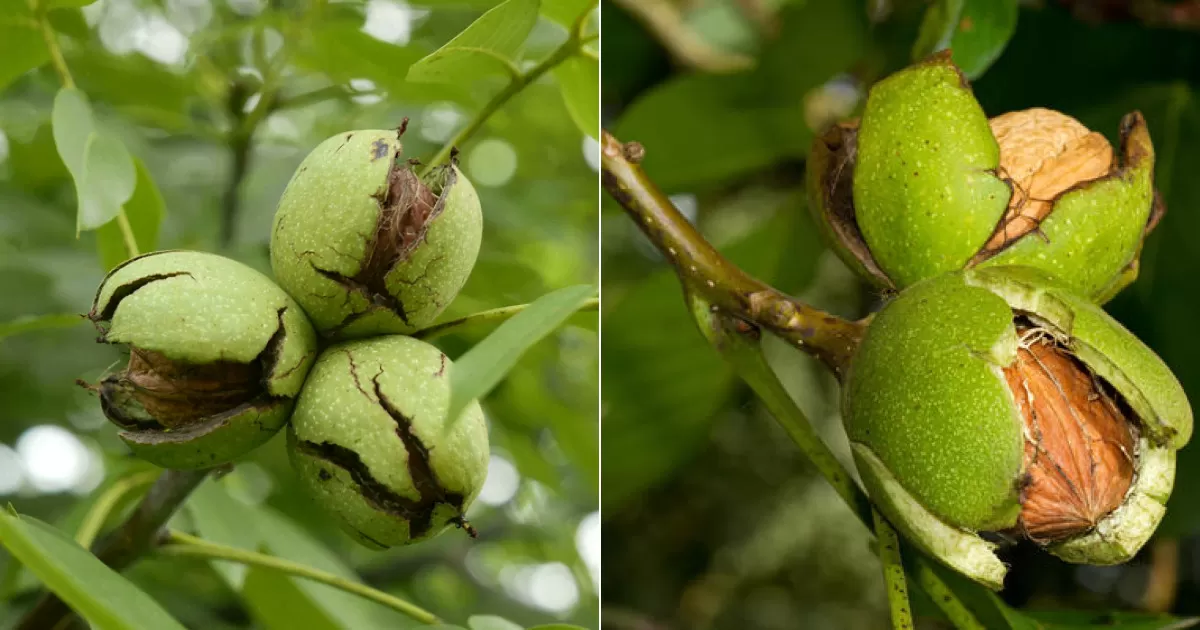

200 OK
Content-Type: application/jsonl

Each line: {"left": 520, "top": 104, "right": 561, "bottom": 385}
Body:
{"left": 602, "top": 0, "right": 1200, "bottom": 628}
{"left": 0, "top": 0, "right": 598, "bottom": 628}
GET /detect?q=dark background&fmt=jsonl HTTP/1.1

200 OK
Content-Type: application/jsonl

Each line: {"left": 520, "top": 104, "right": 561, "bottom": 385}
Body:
{"left": 601, "top": 1, "right": 1200, "bottom": 628}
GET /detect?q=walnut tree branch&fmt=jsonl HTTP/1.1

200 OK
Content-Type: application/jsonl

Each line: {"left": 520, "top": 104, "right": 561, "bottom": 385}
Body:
{"left": 600, "top": 130, "right": 864, "bottom": 379}
{"left": 16, "top": 469, "right": 211, "bottom": 630}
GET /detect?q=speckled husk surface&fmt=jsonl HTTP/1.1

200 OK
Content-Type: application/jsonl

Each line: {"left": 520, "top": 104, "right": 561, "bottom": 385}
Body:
{"left": 810, "top": 53, "right": 1158, "bottom": 302}
{"left": 269, "top": 129, "right": 482, "bottom": 339}
{"left": 843, "top": 267, "right": 1191, "bottom": 589}
{"left": 287, "top": 335, "right": 489, "bottom": 548}
{"left": 89, "top": 250, "right": 318, "bottom": 469}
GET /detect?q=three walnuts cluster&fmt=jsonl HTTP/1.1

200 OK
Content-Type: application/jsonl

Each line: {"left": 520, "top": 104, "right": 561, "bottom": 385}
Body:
{"left": 85, "top": 128, "right": 489, "bottom": 548}
{"left": 810, "top": 53, "right": 1192, "bottom": 589}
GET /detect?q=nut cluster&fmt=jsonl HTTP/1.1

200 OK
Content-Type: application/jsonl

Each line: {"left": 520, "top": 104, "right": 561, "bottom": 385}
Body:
{"left": 85, "top": 124, "right": 490, "bottom": 548}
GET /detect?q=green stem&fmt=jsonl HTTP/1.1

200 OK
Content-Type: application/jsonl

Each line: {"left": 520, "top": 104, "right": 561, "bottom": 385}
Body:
{"left": 160, "top": 531, "right": 442, "bottom": 626}
{"left": 414, "top": 298, "right": 598, "bottom": 341}
{"left": 115, "top": 211, "right": 140, "bottom": 259}
{"left": 911, "top": 563, "right": 986, "bottom": 630}
{"left": 420, "top": 2, "right": 596, "bottom": 175}
{"left": 32, "top": 0, "right": 141, "bottom": 258}
{"left": 602, "top": 130, "right": 864, "bottom": 379}
{"left": 74, "top": 470, "right": 159, "bottom": 548}
{"left": 682, "top": 255, "right": 980, "bottom": 629}
{"left": 32, "top": 1, "right": 74, "bottom": 89}
{"left": 874, "top": 510, "right": 914, "bottom": 630}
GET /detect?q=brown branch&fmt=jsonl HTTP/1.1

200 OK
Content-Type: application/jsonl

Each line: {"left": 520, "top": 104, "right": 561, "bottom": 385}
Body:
{"left": 600, "top": 130, "right": 864, "bottom": 379}
{"left": 16, "top": 469, "right": 212, "bottom": 630}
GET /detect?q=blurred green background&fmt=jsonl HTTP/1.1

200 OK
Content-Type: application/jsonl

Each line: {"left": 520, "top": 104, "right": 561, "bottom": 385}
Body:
{"left": 601, "top": 1, "right": 1200, "bottom": 628}
{"left": 0, "top": 0, "right": 598, "bottom": 627}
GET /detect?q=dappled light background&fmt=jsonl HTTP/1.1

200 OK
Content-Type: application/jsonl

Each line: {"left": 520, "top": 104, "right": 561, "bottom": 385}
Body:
{"left": 0, "top": 0, "right": 598, "bottom": 627}
{"left": 601, "top": 1, "right": 1200, "bottom": 629}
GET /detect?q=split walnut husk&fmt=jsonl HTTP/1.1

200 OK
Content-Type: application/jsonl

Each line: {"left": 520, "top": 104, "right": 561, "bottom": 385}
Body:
{"left": 807, "top": 52, "right": 1161, "bottom": 302}
{"left": 86, "top": 250, "right": 318, "bottom": 469}
{"left": 843, "top": 266, "right": 1190, "bottom": 590}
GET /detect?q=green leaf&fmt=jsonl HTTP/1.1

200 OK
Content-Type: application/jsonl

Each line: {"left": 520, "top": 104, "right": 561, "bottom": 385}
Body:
{"left": 529, "top": 625, "right": 590, "bottom": 630}
{"left": 0, "top": 508, "right": 187, "bottom": 630}
{"left": 447, "top": 284, "right": 596, "bottom": 424}
{"left": 467, "top": 616, "right": 523, "bottom": 630}
{"left": 912, "top": 0, "right": 1018, "bottom": 80}
{"left": 407, "top": 0, "right": 540, "bottom": 85}
{"left": 0, "top": 22, "right": 49, "bottom": 94}
{"left": 97, "top": 157, "right": 164, "bottom": 270}
{"left": 51, "top": 87, "right": 137, "bottom": 233}
{"left": 554, "top": 53, "right": 598, "bottom": 138}
{"left": 0, "top": 313, "right": 82, "bottom": 340}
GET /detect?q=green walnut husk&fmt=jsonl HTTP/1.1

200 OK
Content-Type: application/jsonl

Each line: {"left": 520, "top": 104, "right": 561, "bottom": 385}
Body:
{"left": 807, "top": 52, "right": 1160, "bottom": 302}
{"left": 270, "top": 128, "right": 483, "bottom": 339}
{"left": 844, "top": 267, "right": 1191, "bottom": 590}
{"left": 287, "top": 335, "right": 489, "bottom": 548}
{"left": 88, "top": 250, "right": 318, "bottom": 469}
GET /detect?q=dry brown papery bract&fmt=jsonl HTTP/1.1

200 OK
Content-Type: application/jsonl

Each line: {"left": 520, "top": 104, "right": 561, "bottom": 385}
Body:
{"left": 983, "top": 108, "right": 1115, "bottom": 254}
{"left": 1004, "top": 330, "right": 1136, "bottom": 542}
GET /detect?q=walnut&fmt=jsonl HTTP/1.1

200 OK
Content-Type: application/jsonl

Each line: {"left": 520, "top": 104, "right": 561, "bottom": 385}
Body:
{"left": 982, "top": 108, "right": 1115, "bottom": 254}
{"left": 1003, "top": 329, "right": 1136, "bottom": 542}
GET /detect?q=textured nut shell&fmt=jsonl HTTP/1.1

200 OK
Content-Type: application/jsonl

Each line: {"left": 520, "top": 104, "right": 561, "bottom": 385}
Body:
{"left": 270, "top": 130, "right": 483, "bottom": 338}
{"left": 90, "top": 250, "right": 318, "bottom": 468}
{"left": 983, "top": 108, "right": 1114, "bottom": 253}
{"left": 1005, "top": 338, "right": 1134, "bottom": 542}
{"left": 287, "top": 336, "right": 489, "bottom": 547}
{"left": 853, "top": 53, "right": 1011, "bottom": 287}
{"left": 979, "top": 113, "right": 1156, "bottom": 300}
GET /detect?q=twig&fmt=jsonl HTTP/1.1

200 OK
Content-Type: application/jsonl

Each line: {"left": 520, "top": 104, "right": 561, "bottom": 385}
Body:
{"left": 619, "top": 153, "right": 980, "bottom": 629}
{"left": 420, "top": 0, "right": 598, "bottom": 175}
{"left": 16, "top": 469, "right": 212, "bottom": 630}
{"left": 601, "top": 130, "right": 864, "bottom": 378}
{"left": 874, "top": 511, "right": 914, "bottom": 630}
{"left": 74, "top": 470, "right": 160, "bottom": 548}
{"left": 160, "top": 530, "right": 443, "bottom": 625}
{"left": 414, "top": 298, "right": 598, "bottom": 341}
{"left": 610, "top": 0, "right": 754, "bottom": 73}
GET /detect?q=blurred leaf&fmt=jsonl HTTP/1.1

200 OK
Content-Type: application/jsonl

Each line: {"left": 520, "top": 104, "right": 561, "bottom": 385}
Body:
{"left": 96, "top": 157, "right": 164, "bottom": 271}
{"left": 185, "top": 479, "right": 258, "bottom": 590}
{"left": 529, "top": 625, "right": 590, "bottom": 629}
{"left": 295, "top": 21, "right": 429, "bottom": 100}
{"left": 468, "top": 615, "right": 523, "bottom": 630}
{"left": 1023, "top": 610, "right": 1199, "bottom": 629}
{"left": 51, "top": 87, "right": 137, "bottom": 233}
{"left": 0, "top": 313, "right": 82, "bottom": 341}
{"left": 0, "top": 509, "right": 187, "bottom": 630}
{"left": 912, "top": 0, "right": 1018, "bottom": 80}
{"left": 44, "top": 0, "right": 97, "bottom": 8}
{"left": 613, "top": 0, "right": 866, "bottom": 192}
{"left": 244, "top": 507, "right": 409, "bottom": 629}
{"left": 0, "top": 22, "right": 48, "bottom": 94}
{"left": 242, "top": 567, "right": 344, "bottom": 630}
{"left": 47, "top": 7, "right": 88, "bottom": 39}
{"left": 554, "top": 53, "right": 598, "bottom": 138}
{"left": 601, "top": 268, "right": 734, "bottom": 509}
{"left": 448, "top": 284, "right": 596, "bottom": 424}
{"left": 541, "top": 0, "right": 591, "bottom": 28}
{"left": 407, "top": 0, "right": 540, "bottom": 85}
